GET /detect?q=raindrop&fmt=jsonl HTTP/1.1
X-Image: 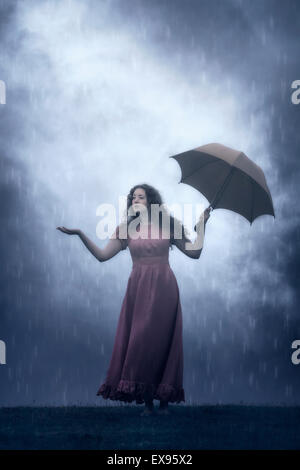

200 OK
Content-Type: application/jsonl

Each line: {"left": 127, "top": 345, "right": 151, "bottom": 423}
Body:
{"left": 248, "top": 372, "right": 254, "bottom": 386}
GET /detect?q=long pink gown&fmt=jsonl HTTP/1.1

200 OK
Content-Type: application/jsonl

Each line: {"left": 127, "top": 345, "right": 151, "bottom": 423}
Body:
{"left": 96, "top": 222, "right": 185, "bottom": 404}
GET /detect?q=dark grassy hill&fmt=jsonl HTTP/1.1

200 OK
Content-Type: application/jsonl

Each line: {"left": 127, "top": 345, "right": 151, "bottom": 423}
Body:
{"left": 0, "top": 405, "right": 299, "bottom": 450}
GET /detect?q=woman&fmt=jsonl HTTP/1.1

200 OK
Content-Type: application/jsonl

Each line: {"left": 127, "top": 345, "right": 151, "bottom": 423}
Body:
{"left": 57, "top": 184, "right": 211, "bottom": 416}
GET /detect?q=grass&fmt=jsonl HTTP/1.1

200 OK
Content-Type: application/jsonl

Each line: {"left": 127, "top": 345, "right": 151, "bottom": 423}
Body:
{"left": 0, "top": 404, "right": 299, "bottom": 450}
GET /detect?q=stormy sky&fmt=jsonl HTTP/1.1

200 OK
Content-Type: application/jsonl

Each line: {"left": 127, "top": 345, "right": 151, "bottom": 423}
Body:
{"left": 0, "top": 0, "right": 300, "bottom": 406}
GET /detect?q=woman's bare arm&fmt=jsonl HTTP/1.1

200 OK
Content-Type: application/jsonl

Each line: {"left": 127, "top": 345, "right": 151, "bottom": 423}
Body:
{"left": 56, "top": 226, "right": 124, "bottom": 262}
{"left": 78, "top": 230, "right": 123, "bottom": 262}
{"left": 173, "top": 224, "right": 206, "bottom": 259}
{"left": 172, "top": 207, "right": 211, "bottom": 259}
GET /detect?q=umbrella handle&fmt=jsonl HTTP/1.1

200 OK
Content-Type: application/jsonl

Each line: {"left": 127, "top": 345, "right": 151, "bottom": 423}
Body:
{"left": 194, "top": 205, "right": 213, "bottom": 231}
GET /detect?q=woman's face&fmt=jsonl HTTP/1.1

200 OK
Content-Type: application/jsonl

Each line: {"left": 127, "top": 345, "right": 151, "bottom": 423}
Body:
{"left": 132, "top": 188, "right": 148, "bottom": 208}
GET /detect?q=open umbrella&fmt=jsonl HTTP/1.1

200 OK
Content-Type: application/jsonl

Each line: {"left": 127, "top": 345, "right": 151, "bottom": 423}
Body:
{"left": 170, "top": 142, "right": 275, "bottom": 227}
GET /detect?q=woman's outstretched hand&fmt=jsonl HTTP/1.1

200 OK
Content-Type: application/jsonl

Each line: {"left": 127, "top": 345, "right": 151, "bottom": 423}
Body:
{"left": 56, "top": 226, "right": 81, "bottom": 236}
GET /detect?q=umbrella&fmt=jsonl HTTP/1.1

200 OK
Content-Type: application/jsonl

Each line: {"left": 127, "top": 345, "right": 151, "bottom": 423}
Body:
{"left": 170, "top": 142, "right": 275, "bottom": 227}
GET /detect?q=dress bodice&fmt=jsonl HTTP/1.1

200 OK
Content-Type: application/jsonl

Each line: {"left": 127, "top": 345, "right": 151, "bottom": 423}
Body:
{"left": 116, "top": 223, "right": 171, "bottom": 264}
{"left": 128, "top": 224, "right": 170, "bottom": 264}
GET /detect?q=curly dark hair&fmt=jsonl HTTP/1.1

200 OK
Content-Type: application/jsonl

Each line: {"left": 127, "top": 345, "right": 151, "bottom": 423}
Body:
{"left": 122, "top": 183, "right": 191, "bottom": 250}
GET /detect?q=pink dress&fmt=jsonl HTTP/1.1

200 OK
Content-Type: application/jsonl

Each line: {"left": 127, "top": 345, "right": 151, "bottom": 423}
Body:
{"left": 96, "top": 222, "right": 185, "bottom": 404}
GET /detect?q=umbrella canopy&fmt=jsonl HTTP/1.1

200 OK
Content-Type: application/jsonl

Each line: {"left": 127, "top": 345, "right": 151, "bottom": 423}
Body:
{"left": 170, "top": 143, "right": 275, "bottom": 225}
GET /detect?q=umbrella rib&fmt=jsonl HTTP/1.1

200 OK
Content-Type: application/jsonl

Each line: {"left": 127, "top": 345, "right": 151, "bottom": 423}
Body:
{"left": 250, "top": 179, "right": 254, "bottom": 225}
{"left": 211, "top": 167, "right": 236, "bottom": 209}
{"left": 180, "top": 157, "right": 220, "bottom": 182}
